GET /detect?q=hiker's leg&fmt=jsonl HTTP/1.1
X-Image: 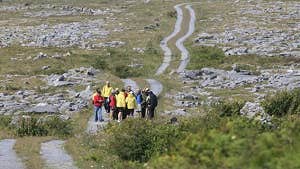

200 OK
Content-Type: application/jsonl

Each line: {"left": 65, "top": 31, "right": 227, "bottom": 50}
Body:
{"left": 118, "top": 110, "right": 122, "bottom": 122}
{"left": 99, "top": 106, "right": 103, "bottom": 121}
{"left": 109, "top": 107, "right": 113, "bottom": 120}
{"left": 104, "top": 97, "right": 109, "bottom": 113}
{"left": 150, "top": 107, "right": 155, "bottom": 119}
{"left": 141, "top": 106, "right": 146, "bottom": 118}
{"left": 94, "top": 106, "right": 99, "bottom": 122}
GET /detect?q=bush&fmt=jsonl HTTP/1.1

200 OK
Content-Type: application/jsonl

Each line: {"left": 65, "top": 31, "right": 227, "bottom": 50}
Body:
{"left": 262, "top": 89, "right": 300, "bottom": 117}
{"left": 105, "top": 119, "right": 182, "bottom": 162}
{"left": 0, "top": 116, "right": 12, "bottom": 128}
{"left": 213, "top": 100, "right": 245, "bottom": 117}
{"left": 113, "top": 65, "right": 141, "bottom": 78}
{"left": 150, "top": 117, "right": 300, "bottom": 169}
{"left": 92, "top": 56, "right": 107, "bottom": 70}
{"left": 15, "top": 116, "right": 73, "bottom": 137}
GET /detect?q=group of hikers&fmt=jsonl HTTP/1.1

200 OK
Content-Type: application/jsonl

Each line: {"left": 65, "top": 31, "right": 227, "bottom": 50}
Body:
{"left": 92, "top": 81, "right": 158, "bottom": 122}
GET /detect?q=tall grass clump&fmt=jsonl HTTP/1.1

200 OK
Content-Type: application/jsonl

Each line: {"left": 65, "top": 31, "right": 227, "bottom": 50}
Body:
{"left": 15, "top": 116, "right": 73, "bottom": 137}
{"left": 262, "top": 89, "right": 300, "bottom": 117}
{"left": 213, "top": 100, "right": 245, "bottom": 117}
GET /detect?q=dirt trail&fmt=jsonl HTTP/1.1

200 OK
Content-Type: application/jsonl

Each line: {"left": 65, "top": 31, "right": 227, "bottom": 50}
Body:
{"left": 121, "top": 79, "right": 140, "bottom": 91}
{"left": 176, "top": 5, "right": 196, "bottom": 73}
{"left": 0, "top": 139, "right": 25, "bottom": 169}
{"left": 146, "top": 79, "right": 163, "bottom": 96}
{"left": 40, "top": 140, "right": 78, "bottom": 169}
{"left": 156, "top": 4, "right": 184, "bottom": 75}
{"left": 86, "top": 112, "right": 110, "bottom": 134}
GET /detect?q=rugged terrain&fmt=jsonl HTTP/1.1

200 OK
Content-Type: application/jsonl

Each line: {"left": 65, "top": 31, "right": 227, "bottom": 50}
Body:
{"left": 0, "top": 0, "right": 300, "bottom": 169}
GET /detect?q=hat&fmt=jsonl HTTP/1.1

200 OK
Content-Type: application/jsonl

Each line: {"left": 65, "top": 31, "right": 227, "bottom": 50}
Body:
{"left": 145, "top": 88, "right": 150, "bottom": 92}
{"left": 129, "top": 91, "right": 134, "bottom": 94}
{"left": 115, "top": 88, "right": 119, "bottom": 91}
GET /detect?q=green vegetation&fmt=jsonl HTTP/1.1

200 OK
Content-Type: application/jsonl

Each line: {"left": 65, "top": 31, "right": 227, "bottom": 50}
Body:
{"left": 262, "top": 89, "right": 300, "bottom": 117}
{"left": 187, "top": 45, "right": 300, "bottom": 71}
{"left": 187, "top": 46, "right": 225, "bottom": 70}
{"left": 106, "top": 119, "right": 181, "bottom": 163}
{"left": 0, "top": 115, "right": 73, "bottom": 137}
{"left": 62, "top": 89, "right": 300, "bottom": 169}
{"left": 213, "top": 100, "right": 245, "bottom": 117}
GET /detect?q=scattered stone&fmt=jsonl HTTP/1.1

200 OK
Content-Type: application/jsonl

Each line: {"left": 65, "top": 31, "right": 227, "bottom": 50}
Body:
{"left": 163, "top": 109, "right": 188, "bottom": 116}
{"left": 33, "top": 52, "right": 48, "bottom": 61}
{"left": 133, "top": 47, "right": 145, "bottom": 54}
{"left": 42, "top": 65, "right": 50, "bottom": 70}
{"left": 94, "top": 41, "right": 125, "bottom": 48}
{"left": 1, "top": 20, "right": 109, "bottom": 48}
{"left": 240, "top": 102, "right": 264, "bottom": 118}
{"left": 78, "top": 86, "right": 93, "bottom": 101}
{"left": 194, "top": 0, "right": 300, "bottom": 57}
{"left": 26, "top": 103, "right": 59, "bottom": 113}
{"left": 144, "top": 23, "right": 159, "bottom": 30}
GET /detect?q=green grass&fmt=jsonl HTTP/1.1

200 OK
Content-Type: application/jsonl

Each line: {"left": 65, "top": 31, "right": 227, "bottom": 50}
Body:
{"left": 187, "top": 45, "right": 300, "bottom": 71}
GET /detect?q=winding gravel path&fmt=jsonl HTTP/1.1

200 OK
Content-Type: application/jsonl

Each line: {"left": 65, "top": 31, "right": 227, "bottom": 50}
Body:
{"left": 0, "top": 139, "right": 25, "bottom": 169}
{"left": 121, "top": 79, "right": 140, "bottom": 91}
{"left": 176, "top": 5, "right": 196, "bottom": 73}
{"left": 41, "top": 140, "right": 78, "bottom": 169}
{"left": 86, "top": 111, "right": 110, "bottom": 134}
{"left": 146, "top": 79, "right": 163, "bottom": 96}
{"left": 156, "top": 4, "right": 184, "bottom": 75}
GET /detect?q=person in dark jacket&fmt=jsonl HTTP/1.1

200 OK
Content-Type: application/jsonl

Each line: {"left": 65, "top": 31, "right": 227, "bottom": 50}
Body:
{"left": 140, "top": 88, "right": 148, "bottom": 118}
{"left": 146, "top": 89, "right": 158, "bottom": 119}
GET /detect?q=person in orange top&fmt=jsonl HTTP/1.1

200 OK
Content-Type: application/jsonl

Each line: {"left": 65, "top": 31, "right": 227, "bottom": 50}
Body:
{"left": 92, "top": 88, "right": 104, "bottom": 122}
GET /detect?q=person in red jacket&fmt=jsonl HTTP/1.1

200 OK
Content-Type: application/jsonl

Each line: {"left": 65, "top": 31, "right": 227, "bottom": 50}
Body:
{"left": 93, "top": 88, "right": 104, "bottom": 122}
{"left": 109, "top": 90, "right": 117, "bottom": 120}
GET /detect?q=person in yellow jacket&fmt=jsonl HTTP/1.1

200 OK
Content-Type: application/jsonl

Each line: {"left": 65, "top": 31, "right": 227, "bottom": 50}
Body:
{"left": 125, "top": 91, "right": 137, "bottom": 117}
{"left": 101, "top": 81, "right": 113, "bottom": 114}
{"left": 116, "top": 88, "right": 126, "bottom": 122}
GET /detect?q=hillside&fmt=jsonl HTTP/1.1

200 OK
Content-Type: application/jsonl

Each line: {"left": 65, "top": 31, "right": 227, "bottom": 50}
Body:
{"left": 0, "top": 0, "right": 300, "bottom": 169}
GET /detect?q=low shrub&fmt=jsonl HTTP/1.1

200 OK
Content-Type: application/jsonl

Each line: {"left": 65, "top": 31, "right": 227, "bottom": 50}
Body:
{"left": 15, "top": 116, "right": 73, "bottom": 137}
{"left": 213, "top": 100, "right": 245, "bottom": 117}
{"left": 150, "top": 116, "right": 300, "bottom": 169}
{"left": 105, "top": 119, "right": 182, "bottom": 163}
{"left": 262, "top": 89, "right": 300, "bottom": 117}
{"left": 0, "top": 115, "right": 12, "bottom": 128}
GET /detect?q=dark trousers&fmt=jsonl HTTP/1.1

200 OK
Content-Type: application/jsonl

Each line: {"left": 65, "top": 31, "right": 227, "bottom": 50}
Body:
{"left": 128, "top": 109, "right": 134, "bottom": 116}
{"left": 141, "top": 105, "right": 146, "bottom": 118}
{"left": 111, "top": 107, "right": 118, "bottom": 120}
{"left": 148, "top": 107, "right": 155, "bottom": 119}
{"left": 104, "top": 97, "right": 110, "bottom": 113}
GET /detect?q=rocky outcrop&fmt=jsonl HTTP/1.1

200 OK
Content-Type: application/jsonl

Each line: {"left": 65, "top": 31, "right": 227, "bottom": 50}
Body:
{"left": 26, "top": 103, "right": 59, "bottom": 113}
{"left": 0, "top": 67, "right": 102, "bottom": 115}
{"left": 194, "top": 1, "right": 300, "bottom": 57}
{"left": 0, "top": 19, "right": 109, "bottom": 48}
{"left": 240, "top": 102, "right": 271, "bottom": 124}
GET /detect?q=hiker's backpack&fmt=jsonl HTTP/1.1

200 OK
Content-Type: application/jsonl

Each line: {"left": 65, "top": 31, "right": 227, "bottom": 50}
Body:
{"left": 151, "top": 93, "right": 158, "bottom": 108}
